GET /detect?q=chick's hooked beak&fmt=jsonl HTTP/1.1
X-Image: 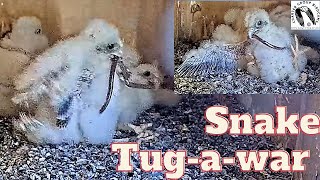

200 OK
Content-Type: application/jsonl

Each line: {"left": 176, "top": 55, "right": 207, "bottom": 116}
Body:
{"left": 247, "top": 27, "right": 256, "bottom": 39}
{"left": 247, "top": 20, "right": 268, "bottom": 39}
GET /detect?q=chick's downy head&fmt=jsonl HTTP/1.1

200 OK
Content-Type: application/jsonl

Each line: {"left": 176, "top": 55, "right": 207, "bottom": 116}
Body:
{"left": 130, "top": 63, "right": 164, "bottom": 89}
{"left": 244, "top": 9, "right": 270, "bottom": 39}
{"left": 5, "top": 16, "right": 49, "bottom": 53}
{"left": 80, "top": 18, "right": 123, "bottom": 57}
{"left": 14, "top": 16, "right": 42, "bottom": 34}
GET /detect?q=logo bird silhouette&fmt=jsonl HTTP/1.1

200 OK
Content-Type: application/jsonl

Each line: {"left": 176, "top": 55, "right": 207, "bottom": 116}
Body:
{"left": 295, "top": 6, "right": 316, "bottom": 27}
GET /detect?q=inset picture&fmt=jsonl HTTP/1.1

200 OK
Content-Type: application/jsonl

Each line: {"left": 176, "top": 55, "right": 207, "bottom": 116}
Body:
{"left": 174, "top": 1, "right": 320, "bottom": 94}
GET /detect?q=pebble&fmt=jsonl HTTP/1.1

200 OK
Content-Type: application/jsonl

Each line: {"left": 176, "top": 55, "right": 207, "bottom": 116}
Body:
{"left": 227, "top": 75, "right": 233, "bottom": 81}
{"left": 175, "top": 42, "right": 320, "bottom": 94}
{"left": 76, "top": 158, "right": 87, "bottom": 164}
{"left": 0, "top": 95, "right": 291, "bottom": 179}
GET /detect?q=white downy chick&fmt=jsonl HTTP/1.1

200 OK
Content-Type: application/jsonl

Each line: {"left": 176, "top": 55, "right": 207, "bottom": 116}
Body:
{"left": 208, "top": 8, "right": 257, "bottom": 72}
{"left": 117, "top": 63, "right": 179, "bottom": 127}
{"left": 116, "top": 46, "right": 179, "bottom": 131}
{"left": 13, "top": 18, "right": 123, "bottom": 144}
{"left": 116, "top": 63, "right": 180, "bottom": 142}
{"left": 0, "top": 16, "right": 49, "bottom": 116}
{"left": 212, "top": 8, "right": 267, "bottom": 45}
{"left": 226, "top": 8, "right": 255, "bottom": 33}
{"left": 224, "top": 7, "right": 267, "bottom": 40}
{"left": 245, "top": 9, "right": 301, "bottom": 83}
{"left": 1, "top": 16, "right": 49, "bottom": 53}
{"left": 211, "top": 8, "right": 250, "bottom": 44}
{"left": 117, "top": 63, "right": 161, "bottom": 129}
{"left": 211, "top": 24, "right": 242, "bottom": 44}
{"left": 177, "top": 8, "right": 263, "bottom": 77}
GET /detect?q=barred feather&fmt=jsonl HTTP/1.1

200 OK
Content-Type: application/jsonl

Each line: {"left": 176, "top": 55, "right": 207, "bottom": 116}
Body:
{"left": 176, "top": 41, "right": 247, "bottom": 78}
{"left": 56, "top": 68, "right": 94, "bottom": 127}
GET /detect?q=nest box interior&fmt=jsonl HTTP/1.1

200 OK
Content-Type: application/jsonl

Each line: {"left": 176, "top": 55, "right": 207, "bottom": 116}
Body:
{"left": 0, "top": 0, "right": 174, "bottom": 80}
{"left": 174, "top": 0, "right": 291, "bottom": 43}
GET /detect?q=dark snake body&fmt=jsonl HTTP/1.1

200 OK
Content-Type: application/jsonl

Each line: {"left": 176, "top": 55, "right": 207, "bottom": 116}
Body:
{"left": 99, "top": 55, "right": 119, "bottom": 114}
{"left": 57, "top": 54, "right": 156, "bottom": 127}
{"left": 99, "top": 55, "right": 157, "bottom": 114}
{"left": 252, "top": 34, "right": 286, "bottom": 50}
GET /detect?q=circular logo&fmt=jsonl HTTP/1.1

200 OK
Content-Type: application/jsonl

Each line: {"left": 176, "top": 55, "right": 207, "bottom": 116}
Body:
{"left": 291, "top": 1, "right": 320, "bottom": 30}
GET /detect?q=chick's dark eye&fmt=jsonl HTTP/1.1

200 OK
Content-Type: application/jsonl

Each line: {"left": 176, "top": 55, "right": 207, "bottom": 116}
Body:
{"left": 256, "top": 20, "right": 263, "bottom": 27}
{"left": 108, "top": 43, "right": 115, "bottom": 50}
{"left": 35, "top": 29, "right": 41, "bottom": 34}
{"left": 143, "top": 71, "right": 151, "bottom": 77}
{"left": 89, "top": 34, "right": 95, "bottom": 39}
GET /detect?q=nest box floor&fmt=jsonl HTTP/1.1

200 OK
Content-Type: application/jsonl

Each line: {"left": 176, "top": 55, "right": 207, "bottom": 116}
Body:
{"left": 174, "top": 41, "right": 320, "bottom": 94}
{"left": 0, "top": 95, "right": 291, "bottom": 179}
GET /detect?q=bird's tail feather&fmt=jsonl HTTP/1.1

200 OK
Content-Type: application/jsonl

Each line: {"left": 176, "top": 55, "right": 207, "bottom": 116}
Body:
{"left": 14, "top": 113, "right": 65, "bottom": 144}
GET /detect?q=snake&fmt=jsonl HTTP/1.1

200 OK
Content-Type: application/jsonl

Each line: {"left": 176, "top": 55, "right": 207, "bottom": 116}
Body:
{"left": 99, "top": 55, "right": 156, "bottom": 114}
{"left": 99, "top": 55, "right": 120, "bottom": 114}
{"left": 252, "top": 34, "right": 286, "bottom": 50}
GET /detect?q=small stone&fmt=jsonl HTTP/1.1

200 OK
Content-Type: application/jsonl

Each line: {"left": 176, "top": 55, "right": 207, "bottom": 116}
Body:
{"left": 226, "top": 75, "right": 233, "bottom": 81}
{"left": 30, "top": 173, "right": 41, "bottom": 180}
{"left": 5, "top": 166, "right": 12, "bottom": 173}
{"left": 96, "top": 166, "right": 105, "bottom": 170}
{"left": 76, "top": 159, "right": 87, "bottom": 164}
{"left": 299, "top": 73, "right": 308, "bottom": 85}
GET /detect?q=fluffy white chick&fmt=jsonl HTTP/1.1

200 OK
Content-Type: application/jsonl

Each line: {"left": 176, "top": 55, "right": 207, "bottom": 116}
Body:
{"left": 245, "top": 9, "right": 301, "bottom": 83}
{"left": 1, "top": 16, "right": 49, "bottom": 53}
{"left": 117, "top": 62, "right": 179, "bottom": 131}
{"left": 213, "top": 8, "right": 263, "bottom": 44}
{"left": 116, "top": 46, "right": 179, "bottom": 131}
{"left": 224, "top": 7, "right": 269, "bottom": 38}
{"left": 211, "top": 24, "right": 242, "bottom": 44}
{"left": 211, "top": 8, "right": 247, "bottom": 44}
{"left": 13, "top": 18, "right": 123, "bottom": 144}
{"left": 0, "top": 16, "right": 49, "bottom": 116}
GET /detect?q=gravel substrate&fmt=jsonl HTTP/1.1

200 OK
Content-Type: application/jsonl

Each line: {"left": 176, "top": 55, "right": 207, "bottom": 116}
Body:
{"left": 174, "top": 41, "right": 320, "bottom": 94}
{"left": 0, "top": 95, "right": 291, "bottom": 179}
